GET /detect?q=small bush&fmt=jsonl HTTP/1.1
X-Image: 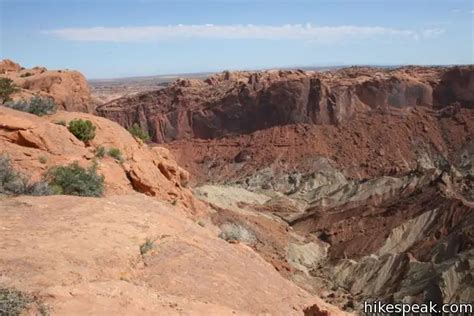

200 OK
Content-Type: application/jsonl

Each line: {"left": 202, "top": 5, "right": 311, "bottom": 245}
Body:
{"left": 29, "top": 97, "right": 56, "bottom": 116}
{"left": 20, "top": 72, "right": 33, "bottom": 78}
{"left": 0, "top": 155, "right": 16, "bottom": 188}
{"left": 140, "top": 238, "right": 155, "bottom": 255}
{"left": 95, "top": 146, "right": 106, "bottom": 158}
{"left": 0, "top": 155, "right": 52, "bottom": 196}
{"left": 4, "top": 97, "right": 56, "bottom": 116}
{"left": 0, "top": 287, "right": 32, "bottom": 316}
{"left": 54, "top": 120, "right": 66, "bottom": 126}
{"left": 0, "top": 287, "right": 50, "bottom": 316}
{"left": 46, "top": 162, "right": 104, "bottom": 197}
{"left": 218, "top": 222, "right": 256, "bottom": 245}
{"left": 108, "top": 148, "right": 123, "bottom": 162}
{"left": 128, "top": 123, "right": 150, "bottom": 142}
{"left": 26, "top": 181, "right": 53, "bottom": 196}
{"left": 68, "top": 119, "right": 96, "bottom": 142}
{"left": 38, "top": 156, "right": 48, "bottom": 164}
{"left": 0, "top": 78, "right": 19, "bottom": 104}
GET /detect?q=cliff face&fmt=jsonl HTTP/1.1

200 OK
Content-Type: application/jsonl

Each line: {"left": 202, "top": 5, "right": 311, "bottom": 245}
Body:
{"left": 96, "top": 66, "right": 472, "bottom": 143}
{"left": 0, "top": 59, "right": 94, "bottom": 113}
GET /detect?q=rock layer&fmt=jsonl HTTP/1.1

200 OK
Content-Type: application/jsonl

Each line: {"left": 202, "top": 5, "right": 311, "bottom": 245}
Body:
{"left": 97, "top": 66, "right": 472, "bottom": 143}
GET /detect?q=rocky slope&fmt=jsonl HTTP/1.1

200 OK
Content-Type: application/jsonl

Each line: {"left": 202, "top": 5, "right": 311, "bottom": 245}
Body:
{"left": 0, "top": 194, "right": 346, "bottom": 315}
{"left": 96, "top": 66, "right": 473, "bottom": 312}
{"left": 0, "top": 106, "right": 347, "bottom": 315}
{"left": 0, "top": 107, "right": 199, "bottom": 211}
{"left": 0, "top": 59, "right": 93, "bottom": 113}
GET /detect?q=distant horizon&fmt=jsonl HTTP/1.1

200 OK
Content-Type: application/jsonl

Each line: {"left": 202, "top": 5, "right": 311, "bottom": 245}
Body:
{"left": 84, "top": 63, "right": 474, "bottom": 80}
{"left": 2, "top": 57, "right": 472, "bottom": 80}
{"left": 2, "top": 0, "right": 473, "bottom": 78}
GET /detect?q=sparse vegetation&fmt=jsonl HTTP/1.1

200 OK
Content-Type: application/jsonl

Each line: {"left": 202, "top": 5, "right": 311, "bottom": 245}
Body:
{"left": 0, "top": 287, "right": 32, "bottom": 316}
{"left": 128, "top": 123, "right": 150, "bottom": 142}
{"left": 0, "top": 287, "right": 50, "bottom": 316}
{"left": 218, "top": 222, "right": 256, "bottom": 244}
{"left": 0, "top": 154, "right": 52, "bottom": 196}
{"left": 4, "top": 97, "right": 56, "bottom": 116}
{"left": 20, "top": 72, "right": 33, "bottom": 78}
{"left": 54, "top": 120, "right": 66, "bottom": 126}
{"left": 95, "top": 146, "right": 106, "bottom": 158}
{"left": 139, "top": 238, "right": 155, "bottom": 255}
{"left": 38, "top": 156, "right": 48, "bottom": 164}
{"left": 108, "top": 148, "right": 123, "bottom": 162}
{"left": 46, "top": 162, "right": 104, "bottom": 197}
{"left": 0, "top": 78, "right": 19, "bottom": 104}
{"left": 68, "top": 119, "right": 96, "bottom": 142}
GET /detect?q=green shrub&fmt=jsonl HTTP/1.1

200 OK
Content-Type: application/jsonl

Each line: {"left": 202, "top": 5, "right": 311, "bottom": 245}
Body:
{"left": 0, "top": 287, "right": 32, "bottom": 316}
{"left": 46, "top": 162, "right": 104, "bottom": 197}
{"left": 128, "top": 123, "right": 150, "bottom": 142}
{"left": 0, "top": 154, "right": 52, "bottom": 196}
{"left": 0, "top": 155, "right": 16, "bottom": 189}
{"left": 108, "top": 148, "right": 123, "bottom": 162}
{"left": 38, "top": 155, "right": 48, "bottom": 164}
{"left": 4, "top": 97, "right": 56, "bottom": 116}
{"left": 95, "top": 146, "right": 106, "bottom": 158}
{"left": 0, "top": 78, "right": 19, "bottom": 104}
{"left": 29, "top": 97, "right": 56, "bottom": 116}
{"left": 0, "top": 287, "right": 50, "bottom": 316}
{"left": 68, "top": 119, "right": 96, "bottom": 142}
{"left": 139, "top": 238, "right": 155, "bottom": 255}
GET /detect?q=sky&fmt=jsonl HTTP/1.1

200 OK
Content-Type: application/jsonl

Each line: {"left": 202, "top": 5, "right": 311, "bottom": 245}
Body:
{"left": 1, "top": 0, "right": 473, "bottom": 79}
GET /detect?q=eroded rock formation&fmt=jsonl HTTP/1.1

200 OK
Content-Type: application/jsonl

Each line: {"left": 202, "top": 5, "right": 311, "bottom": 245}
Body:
{"left": 0, "top": 106, "right": 198, "bottom": 212}
{"left": 97, "top": 66, "right": 472, "bottom": 143}
{"left": 0, "top": 59, "right": 93, "bottom": 113}
{"left": 95, "top": 66, "right": 473, "bottom": 312}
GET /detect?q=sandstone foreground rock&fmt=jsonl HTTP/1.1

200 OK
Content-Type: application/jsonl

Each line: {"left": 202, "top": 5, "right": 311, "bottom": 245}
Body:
{"left": 0, "top": 106, "right": 200, "bottom": 213}
{"left": 0, "top": 194, "right": 347, "bottom": 315}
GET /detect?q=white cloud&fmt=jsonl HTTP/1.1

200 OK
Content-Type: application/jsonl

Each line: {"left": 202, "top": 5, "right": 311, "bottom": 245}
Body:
{"left": 421, "top": 28, "right": 445, "bottom": 38}
{"left": 46, "top": 24, "right": 444, "bottom": 42}
{"left": 451, "top": 8, "right": 474, "bottom": 14}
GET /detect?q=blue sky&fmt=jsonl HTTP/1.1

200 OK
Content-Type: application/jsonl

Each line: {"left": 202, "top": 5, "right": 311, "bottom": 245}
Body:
{"left": 1, "top": 0, "right": 473, "bottom": 79}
